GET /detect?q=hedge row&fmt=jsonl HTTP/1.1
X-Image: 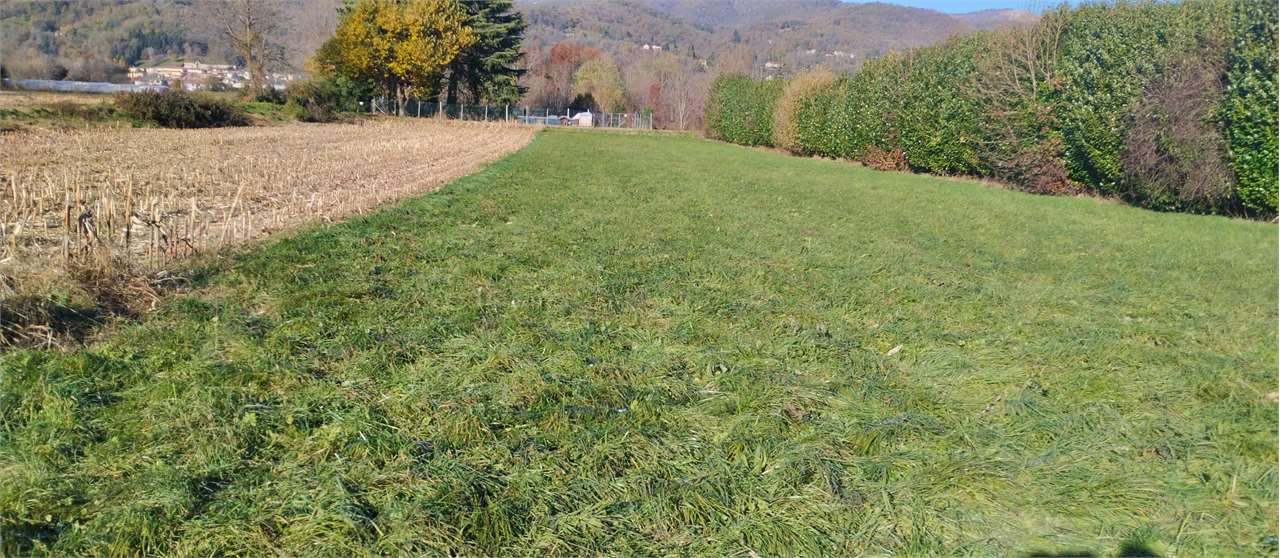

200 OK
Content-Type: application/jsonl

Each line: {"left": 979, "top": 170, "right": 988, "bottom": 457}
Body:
{"left": 1223, "top": 0, "right": 1279, "bottom": 214}
{"left": 115, "top": 90, "right": 249, "bottom": 128}
{"left": 706, "top": 0, "right": 1278, "bottom": 218}
{"left": 704, "top": 74, "right": 782, "bottom": 146}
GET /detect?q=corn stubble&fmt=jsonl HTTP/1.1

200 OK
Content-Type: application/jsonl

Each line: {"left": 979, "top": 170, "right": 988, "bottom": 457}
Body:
{"left": 0, "top": 119, "right": 534, "bottom": 345}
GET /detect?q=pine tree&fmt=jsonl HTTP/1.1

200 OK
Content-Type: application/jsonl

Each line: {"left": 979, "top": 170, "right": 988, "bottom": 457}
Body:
{"left": 444, "top": 0, "right": 526, "bottom": 105}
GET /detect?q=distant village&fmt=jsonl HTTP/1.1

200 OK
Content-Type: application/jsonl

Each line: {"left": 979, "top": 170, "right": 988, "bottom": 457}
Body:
{"left": 127, "top": 61, "right": 299, "bottom": 91}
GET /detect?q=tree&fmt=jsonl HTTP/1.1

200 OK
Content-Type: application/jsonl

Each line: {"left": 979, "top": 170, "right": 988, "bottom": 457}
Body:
{"left": 716, "top": 45, "right": 754, "bottom": 76}
{"left": 317, "top": 0, "right": 476, "bottom": 116}
{"left": 630, "top": 53, "right": 709, "bottom": 130}
{"left": 200, "top": 0, "right": 289, "bottom": 95}
{"left": 572, "top": 56, "right": 624, "bottom": 112}
{"left": 444, "top": 0, "right": 526, "bottom": 105}
{"left": 524, "top": 42, "right": 599, "bottom": 108}
{"left": 970, "top": 8, "right": 1070, "bottom": 193}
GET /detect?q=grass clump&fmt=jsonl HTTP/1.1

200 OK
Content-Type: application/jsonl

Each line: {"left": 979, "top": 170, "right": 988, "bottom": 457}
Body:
{"left": 0, "top": 131, "right": 1275, "bottom": 556}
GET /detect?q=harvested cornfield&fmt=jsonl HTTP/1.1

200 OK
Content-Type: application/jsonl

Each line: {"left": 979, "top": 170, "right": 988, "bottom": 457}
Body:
{"left": 0, "top": 118, "right": 534, "bottom": 344}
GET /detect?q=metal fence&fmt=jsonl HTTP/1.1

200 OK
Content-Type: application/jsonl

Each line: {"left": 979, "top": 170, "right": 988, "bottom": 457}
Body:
{"left": 367, "top": 98, "right": 653, "bottom": 130}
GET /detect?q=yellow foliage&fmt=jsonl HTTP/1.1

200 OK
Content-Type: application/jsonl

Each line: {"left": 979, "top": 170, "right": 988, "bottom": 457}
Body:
{"left": 572, "top": 56, "right": 625, "bottom": 112}
{"left": 318, "top": 0, "right": 476, "bottom": 99}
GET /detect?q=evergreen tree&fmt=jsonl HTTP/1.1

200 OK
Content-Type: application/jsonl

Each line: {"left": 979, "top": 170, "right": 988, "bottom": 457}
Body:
{"left": 445, "top": 0, "right": 526, "bottom": 105}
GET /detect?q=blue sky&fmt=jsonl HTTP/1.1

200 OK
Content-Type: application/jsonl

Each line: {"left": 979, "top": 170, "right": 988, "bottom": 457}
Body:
{"left": 846, "top": 0, "right": 1076, "bottom": 13}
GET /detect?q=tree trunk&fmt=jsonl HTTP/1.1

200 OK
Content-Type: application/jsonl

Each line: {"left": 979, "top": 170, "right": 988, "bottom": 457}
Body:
{"left": 446, "top": 70, "right": 460, "bottom": 106}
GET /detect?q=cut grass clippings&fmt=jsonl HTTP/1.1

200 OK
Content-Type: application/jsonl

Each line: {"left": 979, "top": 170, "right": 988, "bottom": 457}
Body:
{"left": 1, "top": 129, "right": 1275, "bottom": 556}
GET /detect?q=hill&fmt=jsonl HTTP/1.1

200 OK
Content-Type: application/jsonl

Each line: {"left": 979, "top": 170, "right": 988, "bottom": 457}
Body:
{"left": 520, "top": 0, "right": 1035, "bottom": 74}
{"left": 0, "top": 0, "right": 1033, "bottom": 83}
{"left": 0, "top": 0, "right": 338, "bottom": 82}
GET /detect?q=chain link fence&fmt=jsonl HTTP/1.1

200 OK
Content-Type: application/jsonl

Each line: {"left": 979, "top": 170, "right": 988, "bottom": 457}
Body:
{"left": 367, "top": 98, "right": 653, "bottom": 130}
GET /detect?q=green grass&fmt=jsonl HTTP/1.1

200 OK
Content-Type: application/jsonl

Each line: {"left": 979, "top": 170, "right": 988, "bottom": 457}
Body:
{"left": 0, "top": 101, "right": 129, "bottom": 130}
{"left": 2, "top": 130, "right": 1275, "bottom": 556}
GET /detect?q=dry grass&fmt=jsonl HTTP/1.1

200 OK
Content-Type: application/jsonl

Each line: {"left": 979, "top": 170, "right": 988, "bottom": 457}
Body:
{"left": 0, "top": 118, "right": 534, "bottom": 345}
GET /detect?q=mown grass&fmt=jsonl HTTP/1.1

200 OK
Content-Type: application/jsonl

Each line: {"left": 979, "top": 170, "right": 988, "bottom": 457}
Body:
{"left": 1, "top": 130, "right": 1275, "bottom": 556}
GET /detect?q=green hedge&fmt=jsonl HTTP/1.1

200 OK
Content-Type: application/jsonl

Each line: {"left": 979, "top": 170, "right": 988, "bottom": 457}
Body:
{"left": 704, "top": 73, "right": 783, "bottom": 147}
{"left": 1223, "top": 0, "right": 1279, "bottom": 215}
{"left": 1049, "top": 2, "right": 1221, "bottom": 196}
{"left": 707, "top": 0, "right": 1278, "bottom": 218}
{"left": 788, "top": 35, "right": 984, "bottom": 176}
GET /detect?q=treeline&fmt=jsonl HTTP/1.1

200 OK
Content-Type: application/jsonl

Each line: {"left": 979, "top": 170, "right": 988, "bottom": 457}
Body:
{"left": 520, "top": 42, "right": 711, "bottom": 130}
{"left": 705, "top": 0, "right": 1278, "bottom": 218}
{"left": 0, "top": 0, "right": 341, "bottom": 84}
{"left": 0, "top": 1, "right": 195, "bottom": 83}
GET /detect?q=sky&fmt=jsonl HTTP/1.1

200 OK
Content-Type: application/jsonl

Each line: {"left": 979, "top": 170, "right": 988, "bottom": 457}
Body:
{"left": 846, "top": 0, "right": 1076, "bottom": 14}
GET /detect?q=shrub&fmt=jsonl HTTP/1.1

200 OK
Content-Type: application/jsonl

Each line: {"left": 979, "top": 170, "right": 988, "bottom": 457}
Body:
{"left": 790, "top": 78, "right": 843, "bottom": 158}
{"left": 771, "top": 68, "right": 837, "bottom": 152}
{"left": 251, "top": 87, "right": 285, "bottom": 104}
{"left": 1122, "top": 39, "right": 1235, "bottom": 213}
{"left": 1222, "top": 0, "right": 1278, "bottom": 217}
{"left": 45, "top": 100, "right": 115, "bottom": 121}
{"left": 969, "top": 8, "right": 1072, "bottom": 193}
{"left": 281, "top": 99, "right": 310, "bottom": 121}
{"left": 863, "top": 146, "right": 908, "bottom": 172}
{"left": 786, "top": 37, "right": 985, "bottom": 176}
{"left": 283, "top": 75, "right": 367, "bottom": 123}
{"left": 887, "top": 34, "right": 986, "bottom": 175}
{"left": 114, "top": 90, "right": 248, "bottom": 128}
{"left": 1048, "top": 1, "right": 1220, "bottom": 196}
{"left": 705, "top": 73, "right": 782, "bottom": 146}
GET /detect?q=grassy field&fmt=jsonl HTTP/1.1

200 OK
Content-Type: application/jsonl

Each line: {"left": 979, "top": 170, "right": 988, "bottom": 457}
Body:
{"left": 0, "top": 89, "right": 303, "bottom": 131}
{"left": 1, "top": 129, "right": 1275, "bottom": 556}
{"left": 1, "top": 119, "right": 531, "bottom": 346}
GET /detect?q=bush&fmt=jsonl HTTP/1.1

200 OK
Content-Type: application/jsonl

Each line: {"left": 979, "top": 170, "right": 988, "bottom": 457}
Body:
{"left": 1048, "top": 2, "right": 1220, "bottom": 196}
{"left": 705, "top": 73, "right": 782, "bottom": 146}
{"left": 885, "top": 34, "right": 986, "bottom": 175}
{"left": 1122, "top": 39, "right": 1235, "bottom": 213}
{"left": 968, "top": 9, "right": 1073, "bottom": 193}
{"left": 771, "top": 68, "right": 837, "bottom": 152}
{"left": 283, "top": 76, "right": 367, "bottom": 123}
{"left": 45, "top": 100, "right": 114, "bottom": 121}
{"left": 790, "top": 78, "right": 844, "bottom": 158}
{"left": 281, "top": 99, "right": 310, "bottom": 121}
{"left": 785, "top": 35, "right": 985, "bottom": 176}
{"left": 251, "top": 87, "right": 284, "bottom": 104}
{"left": 1222, "top": 0, "right": 1278, "bottom": 217}
{"left": 114, "top": 90, "right": 248, "bottom": 128}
